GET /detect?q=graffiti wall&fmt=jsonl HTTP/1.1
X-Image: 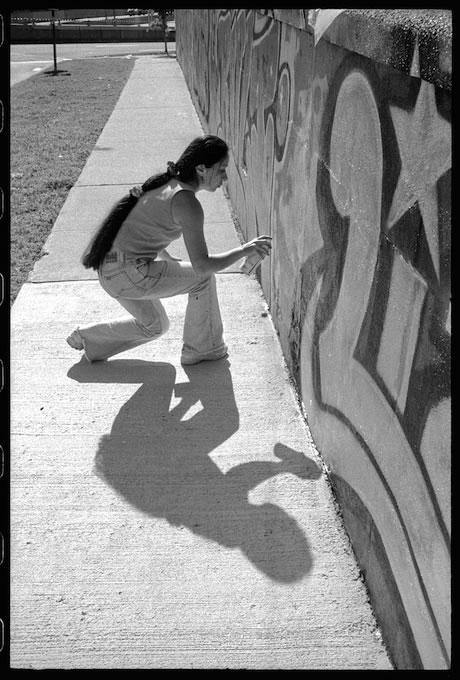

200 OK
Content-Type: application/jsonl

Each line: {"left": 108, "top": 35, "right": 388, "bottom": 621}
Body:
{"left": 176, "top": 9, "right": 451, "bottom": 670}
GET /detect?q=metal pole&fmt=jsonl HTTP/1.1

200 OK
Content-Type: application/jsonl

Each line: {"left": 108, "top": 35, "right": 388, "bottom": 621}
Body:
{"left": 51, "top": 9, "right": 57, "bottom": 74}
{"left": 162, "top": 13, "right": 168, "bottom": 54}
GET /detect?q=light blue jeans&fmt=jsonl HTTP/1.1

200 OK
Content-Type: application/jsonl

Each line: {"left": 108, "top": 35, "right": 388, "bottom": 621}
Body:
{"left": 74, "top": 252, "right": 226, "bottom": 361}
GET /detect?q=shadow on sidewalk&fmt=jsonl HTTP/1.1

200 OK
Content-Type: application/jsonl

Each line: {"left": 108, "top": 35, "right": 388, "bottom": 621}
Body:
{"left": 67, "top": 357, "right": 322, "bottom": 583}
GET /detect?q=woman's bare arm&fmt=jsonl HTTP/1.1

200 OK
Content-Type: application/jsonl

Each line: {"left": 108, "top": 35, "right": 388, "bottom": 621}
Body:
{"left": 172, "top": 191, "right": 271, "bottom": 275}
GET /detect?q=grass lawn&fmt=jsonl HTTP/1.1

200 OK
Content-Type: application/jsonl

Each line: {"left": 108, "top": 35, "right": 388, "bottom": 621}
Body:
{"left": 10, "top": 56, "right": 136, "bottom": 304}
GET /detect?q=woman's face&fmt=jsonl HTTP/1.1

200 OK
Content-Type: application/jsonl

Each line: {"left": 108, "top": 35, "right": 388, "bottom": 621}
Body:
{"left": 199, "top": 155, "right": 229, "bottom": 192}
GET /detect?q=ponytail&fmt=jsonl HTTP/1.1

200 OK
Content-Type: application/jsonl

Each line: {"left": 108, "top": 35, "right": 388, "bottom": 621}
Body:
{"left": 81, "top": 193, "right": 138, "bottom": 270}
{"left": 81, "top": 171, "right": 171, "bottom": 270}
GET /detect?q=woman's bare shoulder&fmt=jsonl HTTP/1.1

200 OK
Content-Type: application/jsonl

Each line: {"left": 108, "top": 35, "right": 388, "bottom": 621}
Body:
{"left": 172, "top": 189, "right": 203, "bottom": 224}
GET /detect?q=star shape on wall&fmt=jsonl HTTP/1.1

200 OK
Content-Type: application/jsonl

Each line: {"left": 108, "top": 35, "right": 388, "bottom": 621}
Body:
{"left": 387, "top": 81, "right": 451, "bottom": 281}
{"left": 409, "top": 36, "right": 420, "bottom": 78}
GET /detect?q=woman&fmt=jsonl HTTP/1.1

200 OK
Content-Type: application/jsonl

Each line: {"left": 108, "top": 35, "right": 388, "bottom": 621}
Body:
{"left": 67, "top": 135, "right": 272, "bottom": 365}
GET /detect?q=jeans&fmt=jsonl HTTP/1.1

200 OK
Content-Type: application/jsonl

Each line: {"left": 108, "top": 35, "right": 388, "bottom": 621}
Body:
{"left": 74, "top": 252, "right": 226, "bottom": 361}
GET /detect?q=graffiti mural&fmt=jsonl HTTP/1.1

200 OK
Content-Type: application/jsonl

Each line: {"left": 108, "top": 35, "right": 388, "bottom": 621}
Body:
{"left": 176, "top": 9, "right": 451, "bottom": 669}
{"left": 295, "top": 54, "right": 450, "bottom": 669}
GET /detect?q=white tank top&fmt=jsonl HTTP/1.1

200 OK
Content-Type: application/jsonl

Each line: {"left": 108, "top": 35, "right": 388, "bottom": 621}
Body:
{"left": 112, "top": 178, "right": 195, "bottom": 260}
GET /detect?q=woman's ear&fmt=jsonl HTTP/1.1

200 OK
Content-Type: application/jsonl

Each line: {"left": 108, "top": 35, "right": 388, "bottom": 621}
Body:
{"left": 195, "top": 163, "right": 206, "bottom": 178}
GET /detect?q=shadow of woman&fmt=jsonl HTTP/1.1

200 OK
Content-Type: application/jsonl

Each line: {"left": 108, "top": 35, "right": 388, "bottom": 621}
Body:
{"left": 67, "top": 358, "right": 322, "bottom": 583}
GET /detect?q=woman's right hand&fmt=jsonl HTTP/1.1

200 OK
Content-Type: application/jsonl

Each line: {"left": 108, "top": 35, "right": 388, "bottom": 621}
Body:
{"left": 242, "top": 235, "right": 272, "bottom": 259}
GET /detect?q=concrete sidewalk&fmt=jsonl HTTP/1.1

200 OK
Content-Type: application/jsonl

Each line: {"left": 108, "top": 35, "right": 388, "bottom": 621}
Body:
{"left": 10, "top": 55, "right": 392, "bottom": 669}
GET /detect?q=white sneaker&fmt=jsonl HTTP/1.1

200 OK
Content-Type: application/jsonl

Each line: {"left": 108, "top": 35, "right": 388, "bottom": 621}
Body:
{"left": 66, "top": 328, "right": 84, "bottom": 351}
{"left": 180, "top": 345, "right": 228, "bottom": 365}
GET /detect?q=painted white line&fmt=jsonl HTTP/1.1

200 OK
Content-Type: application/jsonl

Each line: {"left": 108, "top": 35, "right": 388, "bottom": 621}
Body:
{"left": 12, "top": 60, "right": 55, "bottom": 64}
{"left": 12, "top": 58, "right": 72, "bottom": 64}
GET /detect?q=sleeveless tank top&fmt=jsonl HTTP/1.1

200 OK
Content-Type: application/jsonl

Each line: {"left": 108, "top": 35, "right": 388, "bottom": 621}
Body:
{"left": 112, "top": 178, "right": 195, "bottom": 260}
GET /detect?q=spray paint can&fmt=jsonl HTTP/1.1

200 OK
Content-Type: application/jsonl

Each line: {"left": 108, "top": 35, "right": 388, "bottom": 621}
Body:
{"left": 240, "top": 251, "right": 264, "bottom": 275}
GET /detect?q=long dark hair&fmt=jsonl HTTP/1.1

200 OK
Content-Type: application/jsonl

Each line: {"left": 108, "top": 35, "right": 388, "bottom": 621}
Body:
{"left": 82, "top": 135, "right": 229, "bottom": 270}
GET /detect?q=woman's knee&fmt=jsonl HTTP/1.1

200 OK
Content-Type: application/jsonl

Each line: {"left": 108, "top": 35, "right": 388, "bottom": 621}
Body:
{"left": 138, "top": 305, "right": 170, "bottom": 337}
{"left": 158, "top": 313, "right": 170, "bottom": 335}
{"left": 140, "top": 317, "right": 170, "bottom": 338}
{"left": 155, "top": 306, "right": 170, "bottom": 336}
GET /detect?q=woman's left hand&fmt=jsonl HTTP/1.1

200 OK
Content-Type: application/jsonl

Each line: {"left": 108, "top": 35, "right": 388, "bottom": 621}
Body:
{"left": 242, "top": 235, "right": 272, "bottom": 259}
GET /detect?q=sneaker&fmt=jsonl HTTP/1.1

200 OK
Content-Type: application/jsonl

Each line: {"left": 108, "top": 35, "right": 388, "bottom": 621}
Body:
{"left": 180, "top": 345, "right": 228, "bottom": 365}
{"left": 66, "top": 328, "right": 84, "bottom": 351}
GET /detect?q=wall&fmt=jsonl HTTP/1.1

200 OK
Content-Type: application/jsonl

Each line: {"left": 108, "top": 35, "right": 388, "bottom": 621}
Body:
{"left": 176, "top": 8, "right": 451, "bottom": 670}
